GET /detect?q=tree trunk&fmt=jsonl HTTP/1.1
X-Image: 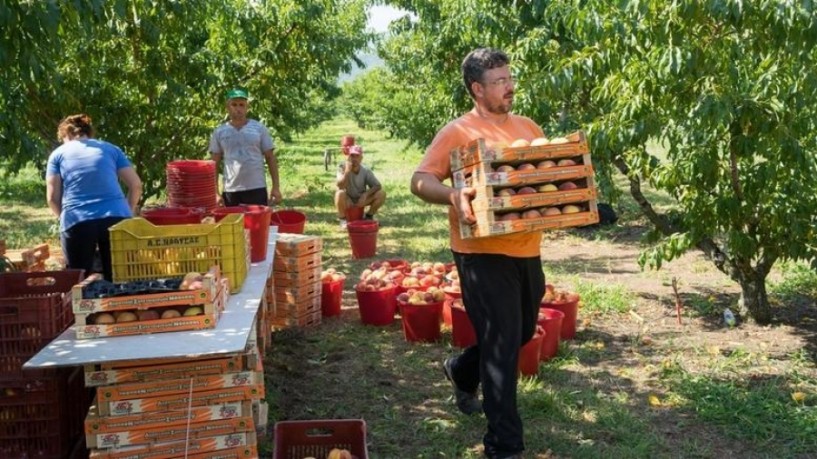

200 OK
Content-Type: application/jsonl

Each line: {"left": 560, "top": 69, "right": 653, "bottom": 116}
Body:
{"left": 736, "top": 271, "right": 773, "bottom": 325}
{"left": 613, "top": 156, "right": 777, "bottom": 325}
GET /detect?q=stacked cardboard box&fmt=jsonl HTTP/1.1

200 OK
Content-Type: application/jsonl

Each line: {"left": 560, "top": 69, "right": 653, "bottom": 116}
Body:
{"left": 269, "top": 234, "right": 323, "bottom": 329}
{"left": 450, "top": 131, "right": 600, "bottom": 238}
{"left": 82, "top": 349, "right": 265, "bottom": 458}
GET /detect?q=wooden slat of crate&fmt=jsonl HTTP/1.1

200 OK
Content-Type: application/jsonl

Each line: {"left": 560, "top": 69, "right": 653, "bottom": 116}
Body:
{"left": 471, "top": 184, "right": 597, "bottom": 212}
{"left": 452, "top": 156, "right": 593, "bottom": 189}
{"left": 271, "top": 309, "right": 321, "bottom": 329}
{"left": 274, "top": 233, "right": 322, "bottom": 257}
{"left": 451, "top": 131, "right": 588, "bottom": 171}
{"left": 274, "top": 295, "right": 321, "bottom": 320}
{"left": 272, "top": 250, "right": 321, "bottom": 273}
{"left": 274, "top": 279, "right": 321, "bottom": 304}
{"left": 461, "top": 201, "right": 599, "bottom": 239}
{"left": 271, "top": 264, "right": 322, "bottom": 287}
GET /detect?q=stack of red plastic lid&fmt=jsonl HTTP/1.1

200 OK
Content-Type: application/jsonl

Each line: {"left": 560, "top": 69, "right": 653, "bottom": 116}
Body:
{"left": 166, "top": 160, "right": 217, "bottom": 212}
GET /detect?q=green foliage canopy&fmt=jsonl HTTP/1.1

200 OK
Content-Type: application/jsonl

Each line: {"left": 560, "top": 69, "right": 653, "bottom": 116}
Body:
{"left": 365, "top": 0, "right": 817, "bottom": 323}
{"left": 0, "top": 0, "right": 372, "bottom": 201}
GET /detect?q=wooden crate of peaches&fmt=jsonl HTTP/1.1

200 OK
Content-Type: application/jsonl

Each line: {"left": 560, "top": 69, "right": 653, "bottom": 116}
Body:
{"left": 72, "top": 267, "right": 227, "bottom": 338}
{"left": 450, "top": 131, "right": 599, "bottom": 238}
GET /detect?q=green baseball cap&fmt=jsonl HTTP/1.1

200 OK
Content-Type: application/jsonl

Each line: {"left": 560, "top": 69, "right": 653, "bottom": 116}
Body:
{"left": 226, "top": 88, "right": 249, "bottom": 100}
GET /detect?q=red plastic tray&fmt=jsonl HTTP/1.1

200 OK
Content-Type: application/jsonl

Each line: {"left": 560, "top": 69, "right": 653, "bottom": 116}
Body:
{"left": 274, "top": 419, "right": 368, "bottom": 459}
{"left": 0, "top": 270, "right": 84, "bottom": 378}
{"left": 0, "top": 367, "right": 88, "bottom": 459}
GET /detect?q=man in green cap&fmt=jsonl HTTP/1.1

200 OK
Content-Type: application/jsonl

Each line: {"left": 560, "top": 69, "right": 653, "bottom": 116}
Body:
{"left": 209, "top": 88, "right": 282, "bottom": 207}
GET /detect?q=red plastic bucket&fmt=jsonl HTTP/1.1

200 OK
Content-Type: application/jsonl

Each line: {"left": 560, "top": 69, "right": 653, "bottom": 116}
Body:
{"left": 141, "top": 207, "right": 203, "bottom": 225}
{"left": 270, "top": 210, "right": 306, "bottom": 234}
{"left": 356, "top": 285, "right": 396, "bottom": 326}
{"left": 345, "top": 206, "right": 364, "bottom": 222}
{"left": 212, "top": 205, "right": 271, "bottom": 262}
{"left": 321, "top": 276, "right": 345, "bottom": 317}
{"left": 450, "top": 300, "right": 477, "bottom": 348}
{"left": 537, "top": 308, "right": 564, "bottom": 361}
{"left": 347, "top": 220, "right": 378, "bottom": 259}
{"left": 399, "top": 300, "right": 443, "bottom": 343}
{"left": 518, "top": 325, "right": 545, "bottom": 376}
{"left": 542, "top": 298, "right": 579, "bottom": 339}
{"left": 442, "top": 287, "right": 462, "bottom": 327}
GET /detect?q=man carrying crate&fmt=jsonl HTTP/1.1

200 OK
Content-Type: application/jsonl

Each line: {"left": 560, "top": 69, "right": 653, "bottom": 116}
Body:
{"left": 410, "top": 48, "right": 545, "bottom": 459}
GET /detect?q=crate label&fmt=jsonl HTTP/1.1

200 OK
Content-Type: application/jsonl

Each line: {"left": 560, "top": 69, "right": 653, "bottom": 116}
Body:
{"left": 146, "top": 236, "right": 201, "bottom": 247}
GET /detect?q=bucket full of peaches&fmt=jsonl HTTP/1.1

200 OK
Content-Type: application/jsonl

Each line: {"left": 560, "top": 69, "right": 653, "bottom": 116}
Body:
{"left": 354, "top": 269, "right": 396, "bottom": 326}
{"left": 540, "top": 284, "right": 580, "bottom": 340}
{"left": 320, "top": 268, "right": 346, "bottom": 317}
{"left": 396, "top": 286, "right": 445, "bottom": 342}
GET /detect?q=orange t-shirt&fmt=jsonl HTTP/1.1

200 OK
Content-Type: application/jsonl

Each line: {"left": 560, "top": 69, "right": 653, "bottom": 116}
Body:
{"left": 416, "top": 109, "right": 545, "bottom": 257}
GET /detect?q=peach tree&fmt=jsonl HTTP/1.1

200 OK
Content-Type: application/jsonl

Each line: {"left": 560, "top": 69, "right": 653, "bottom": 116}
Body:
{"left": 0, "top": 0, "right": 371, "bottom": 202}
{"left": 372, "top": 0, "right": 817, "bottom": 323}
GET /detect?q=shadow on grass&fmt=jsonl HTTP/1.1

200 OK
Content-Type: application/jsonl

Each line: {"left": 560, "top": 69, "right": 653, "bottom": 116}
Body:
{"left": 264, "top": 313, "right": 815, "bottom": 458}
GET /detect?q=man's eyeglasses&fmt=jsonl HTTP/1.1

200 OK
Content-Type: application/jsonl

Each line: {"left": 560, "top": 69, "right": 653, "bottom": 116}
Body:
{"left": 483, "top": 77, "right": 515, "bottom": 87}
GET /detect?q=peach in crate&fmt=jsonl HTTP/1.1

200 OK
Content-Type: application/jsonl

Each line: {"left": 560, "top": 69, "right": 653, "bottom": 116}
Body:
{"left": 72, "top": 266, "right": 221, "bottom": 314}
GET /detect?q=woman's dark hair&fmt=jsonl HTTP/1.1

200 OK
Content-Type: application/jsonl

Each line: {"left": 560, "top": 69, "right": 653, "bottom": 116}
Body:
{"left": 57, "top": 114, "right": 94, "bottom": 141}
{"left": 461, "top": 48, "right": 510, "bottom": 98}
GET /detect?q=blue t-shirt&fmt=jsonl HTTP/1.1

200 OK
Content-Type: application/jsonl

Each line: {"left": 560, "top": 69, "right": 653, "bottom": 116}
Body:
{"left": 46, "top": 139, "right": 134, "bottom": 231}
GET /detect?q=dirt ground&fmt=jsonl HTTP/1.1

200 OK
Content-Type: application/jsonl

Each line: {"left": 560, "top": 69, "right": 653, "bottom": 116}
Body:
{"left": 544, "top": 224, "right": 817, "bottom": 360}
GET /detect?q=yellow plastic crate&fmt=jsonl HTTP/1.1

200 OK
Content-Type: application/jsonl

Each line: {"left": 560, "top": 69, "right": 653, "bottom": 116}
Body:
{"left": 109, "top": 215, "right": 249, "bottom": 293}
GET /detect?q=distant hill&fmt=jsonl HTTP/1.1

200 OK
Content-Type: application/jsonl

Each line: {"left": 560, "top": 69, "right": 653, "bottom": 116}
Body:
{"left": 338, "top": 50, "right": 384, "bottom": 83}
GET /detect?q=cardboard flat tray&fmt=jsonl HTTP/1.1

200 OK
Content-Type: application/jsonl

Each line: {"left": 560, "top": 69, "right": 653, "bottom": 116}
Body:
{"left": 87, "top": 416, "right": 255, "bottom": 449}
{"left": 84, "top": 354, "right": 253, "bottom": 387}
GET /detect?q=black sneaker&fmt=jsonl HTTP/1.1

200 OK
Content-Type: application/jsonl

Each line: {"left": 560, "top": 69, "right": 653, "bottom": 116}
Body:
{"left": 443, "top": 357, "right": 482, "bottom": 415}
